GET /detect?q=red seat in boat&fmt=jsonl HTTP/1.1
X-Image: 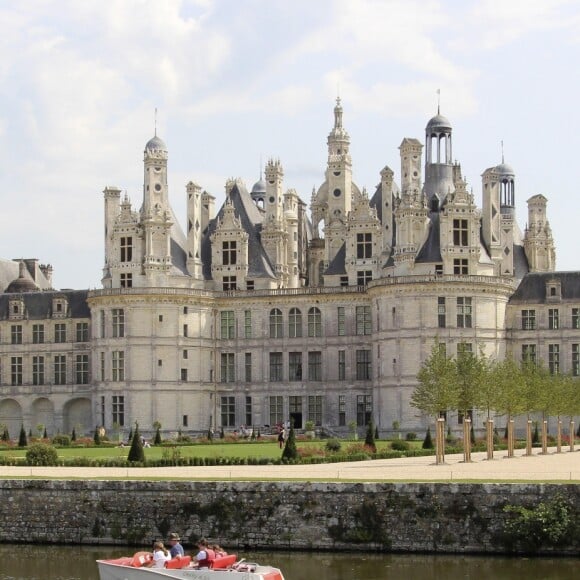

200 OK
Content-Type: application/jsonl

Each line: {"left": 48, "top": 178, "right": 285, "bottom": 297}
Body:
{"left": 210, "top": 554, "right": 237, "bottom": 569}
{"left": 166, "top": 556, "right": 192, "bottom": 569}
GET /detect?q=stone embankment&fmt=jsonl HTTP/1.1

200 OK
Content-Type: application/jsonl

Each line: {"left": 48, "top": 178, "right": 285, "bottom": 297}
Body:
{"left": 0, "top": 478, "right": 578, "bottom": 554}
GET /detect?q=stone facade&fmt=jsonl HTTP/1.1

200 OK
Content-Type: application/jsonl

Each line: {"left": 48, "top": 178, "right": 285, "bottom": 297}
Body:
{"left": 0, "top": 480, "right": 577, "bottom": 555}
{"left": 0, "top": 100, "right": 578, "bottom": 438}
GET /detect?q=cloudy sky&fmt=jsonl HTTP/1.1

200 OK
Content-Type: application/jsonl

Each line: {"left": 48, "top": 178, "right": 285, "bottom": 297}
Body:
{"left": 1, "top": 0, "right": 579, "bottom": 289}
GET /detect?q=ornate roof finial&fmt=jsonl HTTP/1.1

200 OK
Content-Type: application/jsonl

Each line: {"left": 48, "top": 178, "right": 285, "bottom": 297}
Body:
{"left": 154, "top": 107, "right": 158, "bottom": 137}
{"left": 501, "top": 140, "right": 505, "bottom": 163}
{"left": 436, "top": 88, "right": 440, "bottom": 115}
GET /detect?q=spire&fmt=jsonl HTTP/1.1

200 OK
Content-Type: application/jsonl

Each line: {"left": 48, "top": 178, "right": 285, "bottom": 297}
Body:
{"left": 154, "top": 107, "right": 158, "bottom": 137}
{"left": 501, "top": 139, "right": 504, "bottom": 164}
{"left": 334, "top": 96, "right": 343, "bottom": 130}
{"left": 437, "top": 88, "right": 440, "bottom": 115}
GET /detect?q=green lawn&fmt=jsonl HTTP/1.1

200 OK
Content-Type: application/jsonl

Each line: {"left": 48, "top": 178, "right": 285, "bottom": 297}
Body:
{"left": 0, "top": 438, "right": 413, "bottom": 461}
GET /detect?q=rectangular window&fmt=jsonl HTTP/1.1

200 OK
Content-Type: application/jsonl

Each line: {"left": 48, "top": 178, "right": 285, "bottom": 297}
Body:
{"left": 308, "top": 351, "right": 322, "bottom": 381}
{"left": 120, "top": 273, "right": 133, "bottom": 288}
{"left": 337, "top": 307, "right": 345, "bottom": 336}
{"left": 112, "top": 395, "right": 125, "bottom": 427}
{"left": 356, "top": 270, "right": 372, "bottom": 286}
{"left": 223, "top": 276, "right": 237, "bottom": 291}
{"left": 55, "top": 323, "right": 67, "bottom": 343}
{"left": 112, "top": 351, "right": 124, "bottom": 382}
{"left": 112, "top": 309, "right": 125, "bottom": 338}
{"left": 183, "top": 324, "right": 188, "bottom": 337}
{"left": 220, "top": 396, "right": 236, "bottom": 427}
{"left": 100, "top": 310, "right": 106, "bottom": 339}
{"left": 308, "top": 395, "right": 323, "bottom": 426}
{"left": 11, "top": 356, "right": 22, "bottom": 386}
{"left": 269, "top": 395, "right": 283, "bottom": 426}
{"left": 245, "top": 396, "right": 253, "bottom": 426}
{"left": 438, "top": 297, "right": 446, "bottom": 328}
{"left": 244, "top": 310, "right": 252, "bottom": 338}
{"left": 220, "top": 353, "right": 235, "bottom": 383}
{"left": 269, "top": 352, "right": 283, "bottom": 382}
{"left": 356, "top": 306, "right": 371, "bottom": 335}
{"left": 357, "top": 394, "right": 372, "bottom": 426}
{"left": 222, "top": 241, "right": 237, "bottom": 265}
{"left": 338, "top": 394, "right": 346, "bottom": 426}
{"left": 183, "top": 349, "right": 188, "bottom": 359}
{"left": 549, "top": 308, "right": 559, "bottom": 330}
{"left": 76, "top": 322, "right": 89, "bottom": 342}
{"left": 453, "top": 259, "right": 468, "bottom": 275}
{"left": 244, "top": 353, "right": 252, "bottom": 382}
{"left": 548, "top": 344, "right": 560, "bottom": 374}
{"left": 120, "top": 236, "right": 133, "bottom": 262}
{"left": 183, "top": 415, "right": 188, "bottom": 427}
{"left": 75, "top": 354, "right": 89, "bottom": 384}
{"left": 356, "top": 233, "right": 372, "bottom": 259}
{"left": 521, "top": 309, "right": 536, "bottom": 330}
{"left": 522, "top": 344, "right": 537, "bottom": 364}
{"left": 289, "top": 352, "right": 303, "bottom": 381}
{"left": 457, "top": 297, "right": 472, "bottom": 328}
{"left": 356, "top": 349, "right": 371, "bottom": 380}
{"left": 573, "top": 308, "right": 580, "bottom": 330}
{"left": 181, "top": 368, "right": 188, "bottom": 381}
{"left": 457, "top": 342, "right": 473, "bottom": 356}
{"left": 32, "top": 324, "right": 45, "bottom": 344}
{"left": 340, "top": 276, "right": 349, "bottom": 287}
{"left": 54, "top": 355, "right": 66, "bottom": 385}
{"left": 32, "top": 355, "right": 45, "bottom": 386}
{"left": 573, "top": 344, "right": 580, "bottom": 377}
{"left": 338, "top": 350, "right": 346, "bottom": 380}
{"left": 453, "top": 219, "right": 469, "bottom": 246}
{"left": 246, "top": 280, "right": 254, "bottom": 290}
{"left": 11, "top": 325, "right": 22, "bottom": 345}
{"left": 220, "top": 311, "right": 235, "bottom": 339}
{"left": 100, "top": 352, "right": 105, "bottom": 381}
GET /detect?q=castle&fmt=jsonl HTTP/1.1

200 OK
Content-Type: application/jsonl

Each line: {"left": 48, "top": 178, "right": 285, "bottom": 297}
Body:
{"left": 1, "top": 99, "right": 577, "bottom": 438}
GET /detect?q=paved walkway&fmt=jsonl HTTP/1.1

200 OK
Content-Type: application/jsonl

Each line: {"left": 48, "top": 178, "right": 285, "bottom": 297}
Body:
{"left": 1, "top": 446, "right": 579, "bottom": 482}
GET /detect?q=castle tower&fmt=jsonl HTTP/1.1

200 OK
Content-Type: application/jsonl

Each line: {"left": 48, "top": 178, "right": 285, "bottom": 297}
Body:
{"left": 399, "top": 138, "right": 423, "bottom": 196}
{"left": 424, "top": 111, "right": 454, "bottom": 206}
{"left": 284, "top": 188, "right": 301, "bottom": 288}
{"left": 524, "top": 194, "right": 556, "bottom": 272}
{"left": 325, "top": 98, "right": 353, "bottom": 226}
{"left": 102, "top": 186, "right": 121, "bottom": 286}
{"left": 141, "top": 135, "right": 173, "bottom": 280}
{"left": 379, "top": 166, "right": 396, "bottom": 260}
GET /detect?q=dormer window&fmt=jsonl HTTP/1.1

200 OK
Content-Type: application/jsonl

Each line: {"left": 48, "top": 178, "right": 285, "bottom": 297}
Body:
{"left": 223, "top": 241, "right": 237, "bottom": 266}
{"left": 546, "top": 279, "right": 561, "bottom": 303}
{"left": 52, "top": 297, "right": 68, "bottom": 318}
{"left": 9, "top": 298, "right": 25, "bottom": 320}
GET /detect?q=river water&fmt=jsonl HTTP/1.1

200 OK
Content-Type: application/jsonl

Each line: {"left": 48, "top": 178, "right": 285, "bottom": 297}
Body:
{"left": 0, "top": 545, "right": 577, "bottom": 580}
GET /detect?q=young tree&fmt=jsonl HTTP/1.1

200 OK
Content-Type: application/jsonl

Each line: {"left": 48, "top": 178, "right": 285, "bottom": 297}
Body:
{"left": 71, "top": 427, "right": 76, "bottom": 442}
{"left": 153, "top": 420, "right": 162, "bottom": 445}
{"left": 93, "top": 426, "right": 101, "bottom": 445}
{"left": 1, "top": 426, "right": 9, "bottom": 442}
{"left": 18, "top": 424, "right": 27, "bottom": 447}
{"left": 491, "top": 358, "right": 526, "bottom": 457}
{"left": 127, "top": 422, "right": 145, "bottom": 463}
{"left": 412, "top": 339, "right": 458, "bottom": 461}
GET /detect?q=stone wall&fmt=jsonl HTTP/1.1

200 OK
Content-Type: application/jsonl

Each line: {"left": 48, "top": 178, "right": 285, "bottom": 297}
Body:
{"left": 0, "top": 480, "right": 578, "bottom": 554}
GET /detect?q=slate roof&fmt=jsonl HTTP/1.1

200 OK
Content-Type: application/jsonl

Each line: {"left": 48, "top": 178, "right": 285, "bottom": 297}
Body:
{"left": 509, "top": 271, "right": 580, "bottom": 304}
{"left": 325, "top": 243, "right": 347, "bottom": 275}
{"left": 416, "top": 213, "right": 443, "bottom": 263}
{"left": 201, "top": 182, "right": 276, "bottom": 280}
{"left": 0, "top": 289, "right": 90, "bottom": 320}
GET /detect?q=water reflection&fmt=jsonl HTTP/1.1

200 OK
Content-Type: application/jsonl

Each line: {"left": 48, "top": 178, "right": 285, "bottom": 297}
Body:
{"left": 0, "top": 544, "right": 576, "bottom": 580}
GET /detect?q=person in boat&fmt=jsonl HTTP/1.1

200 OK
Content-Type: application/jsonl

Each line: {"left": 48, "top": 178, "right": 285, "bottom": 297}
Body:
{"left": 211, "top": 544, "right": 227, "bottom": 557}
{"left": 150, "top": 540, "right": 171, "bottom": 568}
{"left": 168, "top": 532, "right": 184, "bottom": 558}
{"left": 192, "top": 538, "right": 215, "bottom": 568}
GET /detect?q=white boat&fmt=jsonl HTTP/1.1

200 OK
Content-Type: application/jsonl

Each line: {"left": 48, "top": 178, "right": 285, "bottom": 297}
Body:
{"left": 97, "top": 552, "right": 285, "bottom": 580}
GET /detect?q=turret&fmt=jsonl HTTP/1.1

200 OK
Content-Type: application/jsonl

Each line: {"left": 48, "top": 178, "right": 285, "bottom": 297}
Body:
{"left": 102, "top": 186, "right": 121, "bottom": 285}
{"left": 524, "top": 194, "right": 556, "bottom": 272}
{"left": 186, "top": 181, "right": 204, "bottom": 282}
{"left": 424, "top": 112, "right": 454, "bottom": 204}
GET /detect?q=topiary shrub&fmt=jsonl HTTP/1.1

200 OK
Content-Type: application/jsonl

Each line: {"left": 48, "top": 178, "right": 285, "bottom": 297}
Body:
{"left": 391, "top": 440, "right": 410, "bottom": 451}
{"left": 325, "top": 438, "right": 342, "bottom": 453}
{"left": 281, "top": 421, "right": 298, "bottom": 462}
{"left": 18, "top": 424, "right": 27, "bottom": 447}
{"left": 127, "top": 422, "right": 145, "bottom": 463}
{"left": 365, "top": 420, "right": 377, "bottom": 453}
{"left": 422, "top": 427, "right": 434, "bottom": 449}
{"left": 26, "top": 443, "right": 58, "bottom": 466}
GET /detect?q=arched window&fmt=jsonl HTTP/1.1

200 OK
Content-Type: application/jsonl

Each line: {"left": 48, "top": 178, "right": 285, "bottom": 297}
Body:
{"left": 269, "top": 308, "right": 283, "bottom": 338}
{"left": 308, "top": 307, "right": 322, "bottom": 337}
{"left": 288, "top": 308, "right": 302, "bottom": 338}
